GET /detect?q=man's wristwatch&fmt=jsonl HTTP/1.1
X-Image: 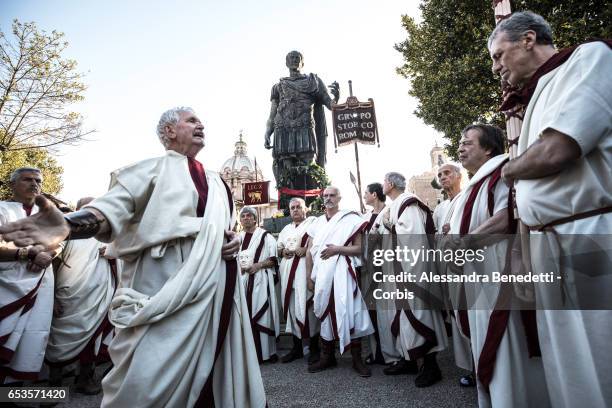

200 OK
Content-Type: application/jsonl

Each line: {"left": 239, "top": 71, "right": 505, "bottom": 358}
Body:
{"left": 16, "top": 247, "right": 29, "bottom": 262}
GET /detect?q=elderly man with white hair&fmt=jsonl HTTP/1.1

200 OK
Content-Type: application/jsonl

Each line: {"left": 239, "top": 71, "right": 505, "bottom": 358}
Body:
{"left": 238, "top": 206, "right": 279, "bottom": 364}
{"left": 0, "top": 167, "right": 59, "bottom": 384}
{"left": 0, "top": 107, "right": 266, "bottom": 407}
{"left": 379, "top": 172, "right": 448, "bottom": 387}
{"left": 305, "top": 186, "right": 374, "bottom": 377}
{"left": 432, "top": 163, "right": 474, "bottom": 386}
{"left": 277, "top": 197, "right": 320, "bottom": 364}
{"left": 490, "top": 11, "right": 612, "bottom": 408}
{"left": 432, "top": 163, "right": 462, "bottom": 235}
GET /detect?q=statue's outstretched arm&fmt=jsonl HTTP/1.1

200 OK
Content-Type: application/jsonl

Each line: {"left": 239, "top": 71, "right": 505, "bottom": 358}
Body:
{"left": 321, "top": 80, "right": 340, "bottom": 110}
{"left": 328, "top": 81, "right": 340, "bottom": 105}
{"left": 264, "top": 99, "right": 278, "bottom": 149}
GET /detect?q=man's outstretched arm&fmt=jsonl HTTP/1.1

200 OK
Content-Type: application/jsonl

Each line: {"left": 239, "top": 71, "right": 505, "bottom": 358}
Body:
{"left": 0, "top": 195, "right": 108, "bottom": 250}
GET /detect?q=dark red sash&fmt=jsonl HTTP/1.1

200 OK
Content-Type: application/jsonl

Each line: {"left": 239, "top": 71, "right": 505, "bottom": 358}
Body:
{"left": 500, "top": 39, "right": 612, "bottom": 113}
{"left": 195, "top": 176, "right": 239, "bottom": 408}
{"left": 187, "top": 157, "right": 208, "bottom": 217}
{"left": 319, "top": 219, "right": 368, "bottom": 340}
{"left": 45, "top": 258, "right": 119, "bottom": 368}
{"left": 245, "top": 231, "right": 276, "bottom": 363}
{"left": 388, "top": 197, "right": 439, "bottom": 358}
{"left": 456, "top": 161, "right": 541, "bottom": 393}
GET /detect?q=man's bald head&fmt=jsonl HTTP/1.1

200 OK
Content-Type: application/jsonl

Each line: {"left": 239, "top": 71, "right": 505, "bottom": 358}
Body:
{"left": 437, "top": 163, "right": 462, "bottom": 197}
{"left": 322, "top": 186, "right": 341, "bottom": 212}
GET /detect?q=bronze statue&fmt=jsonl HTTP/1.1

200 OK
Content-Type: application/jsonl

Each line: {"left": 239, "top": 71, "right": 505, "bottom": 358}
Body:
{"left": 264, "top": 51, "right": 339, "bottom": 184}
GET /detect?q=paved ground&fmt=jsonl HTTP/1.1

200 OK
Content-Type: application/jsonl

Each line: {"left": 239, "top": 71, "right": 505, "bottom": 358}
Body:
{"left": 44, "top": 337, "right": 476, "bottom": 408}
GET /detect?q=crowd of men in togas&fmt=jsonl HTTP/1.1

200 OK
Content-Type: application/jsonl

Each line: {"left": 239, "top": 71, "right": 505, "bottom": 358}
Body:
{"left": 0, "top": 11, "right": 610, "bottom": 408}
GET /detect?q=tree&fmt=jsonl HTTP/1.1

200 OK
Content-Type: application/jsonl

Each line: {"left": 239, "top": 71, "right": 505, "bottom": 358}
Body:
{"left": 395, "top": 0, "right": 611, "bottom": 158}
{"left": 0, "top": 19, "right": 92, "bottom": 155}
{"left": 0, "top": 147, "right": 63, "bottom": 200}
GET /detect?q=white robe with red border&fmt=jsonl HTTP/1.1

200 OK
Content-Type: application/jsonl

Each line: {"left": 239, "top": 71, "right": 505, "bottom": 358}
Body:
{"left": 308, "top": 210, "right": 374, "bottom": 352}
{"left": 435, "top": 194, "right": 472, "bottom": 371}
{"left": 278, "top": 217, "right": 319, "bottom": 340}
{"left": 364, "top": 208, "right": 401, "bottom": 364}
{"left": 0, "top": 203, "right": 53, "bottom": 383}
{"left": 45, "top": 238, "right": 117, "bottom": 366}
{"left": 239, "top": 227, "right": 280, "bottom": 362}
{"left": 449, "top": 154, "right": 549, "bottom": 408}
{"left": 90, "top": 150, "right": 265, "bottom": 408}
{"left": 516, "top": 42, "right": 612, "bottom": 408}
{"left": 387, "top": 192, "right": 448, "bottom": 361}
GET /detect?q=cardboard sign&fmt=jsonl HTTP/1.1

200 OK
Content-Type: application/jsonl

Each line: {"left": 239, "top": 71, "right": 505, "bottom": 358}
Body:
{"left": 332, "top": 97, "right": 379, "bottom": 147}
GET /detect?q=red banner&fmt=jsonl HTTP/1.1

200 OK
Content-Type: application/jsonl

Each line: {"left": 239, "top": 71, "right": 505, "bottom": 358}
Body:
{"left": 244, "top": 181, "right": 270, "bottom": 205}
{"left": 277, "top": 187, "right": 323, "bottom": 209}
{"left": 278, "top": 187, "right": 323, "bottom": 197}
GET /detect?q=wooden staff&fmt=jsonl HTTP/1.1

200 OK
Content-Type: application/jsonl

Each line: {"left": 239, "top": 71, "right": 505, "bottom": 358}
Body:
{"left": 493, "top": 1, "right": 533, "bottom": 298}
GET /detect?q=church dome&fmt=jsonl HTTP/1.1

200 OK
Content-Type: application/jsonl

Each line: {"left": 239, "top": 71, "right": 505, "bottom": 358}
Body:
{"left": 220, "top": 132, "right": 263, "bottom": 180}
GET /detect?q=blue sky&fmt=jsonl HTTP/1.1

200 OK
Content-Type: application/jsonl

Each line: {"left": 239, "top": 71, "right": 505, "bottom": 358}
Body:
{"left": 1, "top": 0, "right": 442, "bottom": 209}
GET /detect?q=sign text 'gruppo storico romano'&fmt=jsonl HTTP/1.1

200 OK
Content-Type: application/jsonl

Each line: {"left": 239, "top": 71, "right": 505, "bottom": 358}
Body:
{"left": 332, "top": 97, "right": 379, "bottom": 147}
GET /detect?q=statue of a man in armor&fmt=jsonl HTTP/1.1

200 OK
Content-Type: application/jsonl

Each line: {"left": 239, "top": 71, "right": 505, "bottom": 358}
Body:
{"left": 264, "top": 51, "right": 339, "bottom": 185}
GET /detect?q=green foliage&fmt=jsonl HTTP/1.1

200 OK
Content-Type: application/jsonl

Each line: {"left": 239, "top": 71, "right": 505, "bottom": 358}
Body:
{"left": 277, "top": 162, "right": 330, "bottom": 215}
{"left": 395, "top": 0, "right": 611, "bottom": 158}
{"left": 277, "top": 162, "right": 330, "bottom": 191}
{"left": 0, "top": 147, "right": 63, "bottom": 200}
{"left": 0, "top": 19, "right": 92, "bottom": 152}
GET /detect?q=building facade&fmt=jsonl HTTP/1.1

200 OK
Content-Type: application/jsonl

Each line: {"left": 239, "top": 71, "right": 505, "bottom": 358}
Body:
{"left": 407, "top": 143, "right": 448, "bottom": 209}
{"left": 220, "top": 133, "right": 278, "bottom": 224}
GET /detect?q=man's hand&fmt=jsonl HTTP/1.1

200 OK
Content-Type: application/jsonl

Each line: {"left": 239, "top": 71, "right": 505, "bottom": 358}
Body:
{"left": 294, "top": 246, "right": 307, "bottom": 258}
{"left": 501, "top": 162, "right": 515, "bottom": 188}
{"left": 242, "top": 263, "right": 260, "bottom": 275}
{"left": 282, "top": 248, "right": 295, "bottom": 259}
{"left": 222, "top": 230, "right": 240, "bottom": 260}
{"left": 441, "top": 223, "right": 451, "bottom": 235}
{"left": 264, "top": 134, "right": 272, "bottom": 150}
{"left": 0, "top": 195, "right": 69, "bottom": 251}
{"left": 320, "top": 244, "right": 340, "bottom": 260}
{"left": 27, "top": 250, "right": 53, "bottom": 273}
{"left": 307, "top": 277, "right": 315, "bottom": 291}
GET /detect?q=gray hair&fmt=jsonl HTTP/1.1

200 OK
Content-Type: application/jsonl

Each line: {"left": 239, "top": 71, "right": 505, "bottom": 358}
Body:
{"left": 9, "top": 167, "right": 42, "bottom": 184}
{"left": 385, "top": 172, "right": 406, "bottom": 191}
{"left": 488, "top": 11, "right": 553, "bottom": 49}
{"left": 438, "top": 162, "right": 462, "bottom": 175}
{"left": 289, "top": 197, "right": 306, "bottom": 208}
{"left": 156, "top": 107, "right": 195, "bottom": 148}
{"left": 324, "top": 186, "right": 341, "bottom": 198}
{"left": 240, "top": 206, "right": 258, "bottom": 220}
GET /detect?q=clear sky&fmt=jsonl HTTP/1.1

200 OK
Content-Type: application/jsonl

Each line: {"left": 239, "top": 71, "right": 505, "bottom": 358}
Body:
{"left": 1, "top": 0, "right": 442, "bottom": 211}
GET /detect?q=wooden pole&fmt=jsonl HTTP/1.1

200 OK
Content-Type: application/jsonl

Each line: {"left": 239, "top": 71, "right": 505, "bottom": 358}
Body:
{"left": 348, "top": 80, "right": 366, "bottom": 213}
{"left": 492, "top": 2, "right": 533, "bottom": 294}
{"left": 254, "top": 156, "right": 261, "bottom": 225}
